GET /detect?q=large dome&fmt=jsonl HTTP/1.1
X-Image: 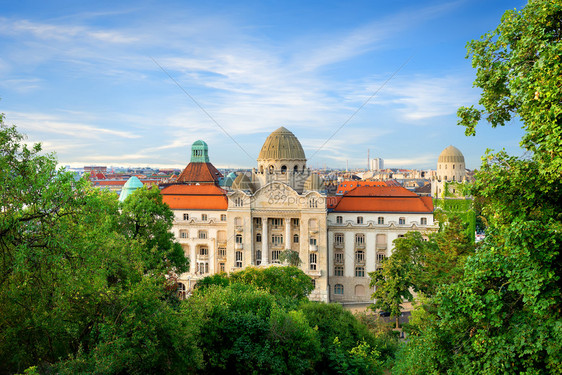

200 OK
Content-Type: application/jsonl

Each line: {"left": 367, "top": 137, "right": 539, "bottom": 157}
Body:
{"left": 438, "top": 145, "right": 465, "bottom": 163}
{"left": 258, "top": 127, "right": 306, "bottom": 161}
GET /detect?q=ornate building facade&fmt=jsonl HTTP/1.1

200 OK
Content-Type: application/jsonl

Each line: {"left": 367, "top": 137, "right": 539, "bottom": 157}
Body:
{"left": 161, "top": 127, "right": 438, "bottom": 304}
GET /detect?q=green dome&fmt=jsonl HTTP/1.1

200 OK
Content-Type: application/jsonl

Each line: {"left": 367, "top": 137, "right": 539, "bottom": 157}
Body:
{"left": 119, "top": 176, "right": 143, "bottom": 202}
{"left": 191, "top": 140, "right": 209, "bottom": 163}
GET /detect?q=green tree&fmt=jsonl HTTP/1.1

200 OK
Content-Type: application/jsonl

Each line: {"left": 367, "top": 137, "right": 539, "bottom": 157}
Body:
{"left": 279, "top": 248, "right": 302, "bottom": 266}
{"left": 395, "top": 1, "right": 562, "bottom": 372}
{"left": 0, "top": 120, "right": 196, "bottom": 374}
{"left": 370, "top": 255, "right": 413, "bottom": 329}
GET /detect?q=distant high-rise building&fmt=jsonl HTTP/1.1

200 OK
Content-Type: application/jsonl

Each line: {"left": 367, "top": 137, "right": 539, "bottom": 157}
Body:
{"left": 370, "top": 158, "right": 384, "bottom": 171}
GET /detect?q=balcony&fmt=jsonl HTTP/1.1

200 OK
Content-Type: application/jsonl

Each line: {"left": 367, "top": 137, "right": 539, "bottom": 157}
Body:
{"left": 355, "top": 242, "right": 366, "bottom": 249}
{"left": 309, "top": 244, "right": 318, "bottom": 252}
{"left": 334, "top": 242, "right": 344, "bottom": 249}
{"left": 235, "top": 243, "right": 243, "bottom": 250}
{"left": 376, "top": 244, "right": 387, "bottom": 250}
{"left": 308, "top": 270, "right": 321, "bottom": 277}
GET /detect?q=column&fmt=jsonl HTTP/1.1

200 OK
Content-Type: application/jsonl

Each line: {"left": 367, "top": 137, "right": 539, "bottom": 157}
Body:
{"left": 190, "top": 245, "right": 197, "bottom": 274}
{"left": 285, "top": 218, "right": 291, "bottom": 250}
{"left": 262, "top": 217, "right": 269, "bottom": 265}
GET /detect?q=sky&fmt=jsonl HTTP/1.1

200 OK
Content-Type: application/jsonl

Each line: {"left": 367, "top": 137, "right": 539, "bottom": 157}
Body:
{"left": 0, "top": 0, "right": 528, "bottom": 170}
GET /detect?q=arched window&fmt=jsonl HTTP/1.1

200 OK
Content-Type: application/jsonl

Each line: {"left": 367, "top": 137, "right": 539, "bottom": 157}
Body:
{"left": 334, "top": 284, "right": 344, "bottom": 295}
{"left": 294, "top": 165, "right": 298, "bottom": 173}
{"left": 281, "top": 165, "right": 287, "bottom": 174}
{"left": 293, "top": 234, "right": 299, "bottom": 243}
{"left": 269, "top": 165, "right": 274, "bottom": 174}
{"left": 256, "top": 233, "right": 262, "bottom": 242}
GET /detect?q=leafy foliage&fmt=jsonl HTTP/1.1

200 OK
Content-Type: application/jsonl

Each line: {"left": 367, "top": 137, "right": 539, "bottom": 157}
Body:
{"left": 279, "top": 248, "right": 302, "bottom": 266}
{"left": 0, "top": 120, "right": 194, "bottom": 374}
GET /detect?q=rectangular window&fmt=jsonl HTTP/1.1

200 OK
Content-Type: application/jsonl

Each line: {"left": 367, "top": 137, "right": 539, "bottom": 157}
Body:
{"left": 355, "top": 250, "right": 365, "bottom": 263}
{"left": 336, "top": 216, "right": 343, "bottom": 224}
{"left": 355, "top": 266, "right": 365, "bottom": 277}
{"left": 219, "top": 262, "right": 225, "bottom": 273}
{"left": 334, "top": 233, "right": 344, "bottom": 246}
{"left": 377, "top": 253, "right": 386, "bottom": 263}
{"left": 235, "top": 234, "right": 243, "bottom": 244}
{"left": 218, "top": 247, "right": 226, "bottom": 258}
{"left": 334, "top": 265, "right": 344, "bottom": 276}
{"left": 271, "top": 234, "right": 283, "bottom": 246}
{"left": 180, "top": 230, "right": 188, "bottom": 239}
{"left": 355, "top": 234, "right": 365, "bottom": 246}
{"left": 198, "top": 230, "right": 207, "bottom": 239}
{"left": 199, "top": 247, "right": 208, "bottom": 256}
{"left": 309, "top": 253, "right": 317, "bottom": 270}
{"left": 271, "top": 218, "right": 283, "bottom": 227}
{"left": 198, "top": 262, "right": 209, "bottom": 274}
{"left": 201, "top": 214, "right": 208, "bottom": 221}
{"left": 235, "top": 251, "right": 243, "bottom": 267}
{"left": 309, "top": 238, "right": 317, "bottom": 246}
{"left": 183, "top": 213, "right": 189, "bottom": 221}
{"left": 420, "top": 217, "right": 427, "bottom": 225}
{"left": 377, "top": 216, "right": 384, "bottom": 224}
{"left": 271, "top": 250, "right": 281, "bottom": 263}
{"left": 254, "top": 217, "right": 262, "bottom": 226}
{"left": 256, "top": 233, "right": 262, "bottom": 242}
{"left": 334, "top": 284, "right": 344, "bottom": 295}
{"left": 292, "top": 218, "right": 300, "bottom": 227}
{"left": 334, "top": 252, "right": 344, "bottom": 264}
{"left": 221, "top": 214, "right": 227, "bottom": 221}
{"left": 357, "top": 216, "right": 363, "bottom": 224}
{"left": 399, "top": 217, "right": 405, "bottom": 225}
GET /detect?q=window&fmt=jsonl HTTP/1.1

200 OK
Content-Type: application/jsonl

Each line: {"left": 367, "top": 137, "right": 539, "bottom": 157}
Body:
{"left": 309, "top": 199, "right": 317, "bottom": 208}
{"left": 309, "top": 253, "right": 317, "bottom": 270}
{"left": 221, "top": 214, "right": 227, "bottom": 221}
{"left": 355, "top": 266, "right": 365, "bottom": 277}
{"left": 281, "top": 165, "right": 287, "bottom": 174}
{"left": 256, "top": 233, "right": 262, "bottom": 242}
{"left": 199, "top": 247, "right": 208, "bottom": 256}
{"left": 218, "top": 247, "right": 226, "bottom": 258}
{"left": 377, "top": 216, "right": 384, "bottom": 224}
{"left": 198, "top": 262, "right": 209, "bottom": 274}
{"left": 334, "top": 265, "right": 344, "bottom": 276}
{"left": 183, "top": 213, "right": 189, "bottom": 221}
{"left": 334, "top": 233, "right": 344, "bottom": 246}
{"left": 271, "top": 250, "right": 281, "bottom": 263}
{"left": 235, "top": 251, "right": 243, "bottom": 267}
{"left": 334, "top": 284, "right": 344, "bottom": 295}
{"left": 336, "top": 216, "right": 343, "bottom": 224}
{"left": 235, "top": 197, "right": 243, "bottom": 207}
{"left": 177, "top": 282, "right": 186, "bottom": 299}
{"left": 357, "top": 216, "right": 363, "bottom": 224}
{"left": 180, "top": 230, "right": 188, "bottom": 239}
{"left": 453, "top": 164, "right": 455, "bottom": 169}
{"left": 292, "top": 218, "right": 300, "bottom": 227}
{"left": 235, "top": 234, "right": 243, "bottom": 244}
{"left": 272, "top": 234, "right": 283, "bottom": 246}
{"left": 201, "top": 214, "right": 207, "bottom": 221}
{"left": 271, "top": 218, "right": 283, "bottom": 227}
{"left": 334, "top": 252, "right": 344, "bottom": 264}
{"left": 399, "top": 217, "right": 405, "bottom": 225}
{"left": 198, "top": 230, "right": 207, "bottom": 239}
{"left": 420, "top": 217, "right": 427, "bottom": 225}
{"left": 219, "top": 262, "right": 225, "bottom": 273}
{"left": 377, "top": 253, "right": 386, "bottom": 263}
{"left": 355, "top": 233, "right": 365, "bottom": 246}
{"left": 355, "top": 250, "right": 365, "bottom": 263}
{"left": 254, "top": 217, "right": 262, "bottom": 226}
{"left": 398, "top": 234, "right": 405, "bottom": 238}
{"left": 311, "top": 279, "right": 316, "bottom": 289}
{"left": 255, "top": 250, "right": 262, "bottom": 265}
{"left": 293, "top": 234, "right": 299, "bottom": 243}
{"left": 309, "top": 238, "right": 317, "bottom": 246}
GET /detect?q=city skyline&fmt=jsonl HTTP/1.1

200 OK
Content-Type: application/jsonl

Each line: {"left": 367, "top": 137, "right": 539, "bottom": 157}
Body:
{"left": 1, "top": 0, "right": 527, "bottom": 170}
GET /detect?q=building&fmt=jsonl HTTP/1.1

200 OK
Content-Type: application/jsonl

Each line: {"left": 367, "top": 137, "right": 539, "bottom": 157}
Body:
{"left": 161, "top": 128, "right": 438, "bottom": 304}
{"left": 431, "top": 145, "right": 467, "bottom": 198}
{"left": 370, "top": 157, "right": 384, "bottom": 171}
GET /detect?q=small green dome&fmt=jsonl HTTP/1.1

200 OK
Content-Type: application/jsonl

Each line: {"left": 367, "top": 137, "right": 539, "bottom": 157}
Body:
{"left": 191, "top": 140, "right": 209, "bottom": 163}
{"left": 119, "top": 176, "right": 143, "bottom": 202}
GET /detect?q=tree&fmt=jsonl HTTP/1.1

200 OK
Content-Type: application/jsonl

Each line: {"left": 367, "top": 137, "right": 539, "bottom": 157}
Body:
{"left": 0, "top": 120, "right": 196, "bottom": 374}
{"left": 395, "top": 1, "right": 562, "bottom": 372}
{"left": 279, "top": 248, "right": 302, "bottom": 267}
{"left": 370, "top": 255, "right": 413, "bottom": 329}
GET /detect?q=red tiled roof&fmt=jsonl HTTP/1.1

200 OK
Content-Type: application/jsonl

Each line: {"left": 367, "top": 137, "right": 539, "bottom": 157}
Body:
{"left": 330, "top": 185, "right": 433, "bottom": 213}
{"left": 177, "top": 162, "right": 223, "bottom": 184}
{"left": 160, "top": 184, "right": 228, "bottom": 210}
{"left": 336, "top": 180, "right": 386, "bottom": 194}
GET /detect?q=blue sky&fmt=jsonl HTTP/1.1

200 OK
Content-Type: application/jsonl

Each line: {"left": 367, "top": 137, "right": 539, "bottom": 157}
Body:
{"left": 0, "top": 0, "right": 527, "bottom": 170}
